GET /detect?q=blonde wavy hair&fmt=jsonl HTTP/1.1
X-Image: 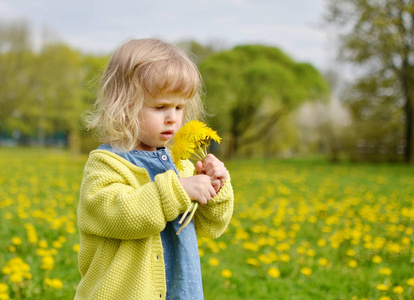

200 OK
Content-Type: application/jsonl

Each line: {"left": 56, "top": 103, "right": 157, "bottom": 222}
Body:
{"left": 86, "top": 38, "right": 205, "bottom": 151}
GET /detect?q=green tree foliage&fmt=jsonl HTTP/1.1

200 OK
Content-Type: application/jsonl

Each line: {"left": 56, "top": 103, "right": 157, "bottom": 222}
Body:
{"left": 0, "top": 21, "right": 34, "bottom": 138}
{"left": 326, "top": 0, "right": 414, "bottom": 163}
{"left": 199, "top": 44, "right": 329, "bottom": 156}
{"left": 0, "top": 21, "right": 108, "bottom": 149}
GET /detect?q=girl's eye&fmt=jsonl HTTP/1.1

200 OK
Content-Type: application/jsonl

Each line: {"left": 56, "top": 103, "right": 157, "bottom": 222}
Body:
{"left": 176, "top": 106, "right": 184, "bottom": 110}
{"left": 155, "top": 106, "right": 164, "bottom": 110}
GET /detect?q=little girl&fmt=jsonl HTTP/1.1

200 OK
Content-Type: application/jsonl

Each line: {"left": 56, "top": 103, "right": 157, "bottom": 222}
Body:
{"left": 75, "top": 38, "right": 234, "bottom": 300}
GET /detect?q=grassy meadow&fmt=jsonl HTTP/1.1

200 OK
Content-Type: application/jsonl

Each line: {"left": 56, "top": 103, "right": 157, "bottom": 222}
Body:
{"left": 0, "top": 148, "right": 413, "bottom": 299}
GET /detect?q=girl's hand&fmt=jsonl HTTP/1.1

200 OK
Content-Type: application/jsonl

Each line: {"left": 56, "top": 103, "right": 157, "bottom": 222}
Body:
{"left": 179, "top": 175, "right": 217, "bottom": 205}
{"left": 196, "top": 154, "right": 228, "bottom": 193}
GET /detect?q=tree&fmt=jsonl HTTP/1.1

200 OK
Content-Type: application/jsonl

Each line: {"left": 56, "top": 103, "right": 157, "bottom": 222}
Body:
{"left": 325, "top": 0, "right": 414, "bottom": 163}
{"left": 0, "top": 21, "right": 34, "bottom": 142}
{"left": 199, "top": 44, "right": 329, "bottom": 157}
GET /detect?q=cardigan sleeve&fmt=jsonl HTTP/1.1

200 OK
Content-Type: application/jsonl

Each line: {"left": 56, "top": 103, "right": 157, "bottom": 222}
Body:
{"left": 193, "top": 173, "right": 234, "bottom": 239}
{"left": 77, "top": 151, "right": 191, "bottom": 240}
{"left": 178, "top": 160, "right": 234, "bottom": 239}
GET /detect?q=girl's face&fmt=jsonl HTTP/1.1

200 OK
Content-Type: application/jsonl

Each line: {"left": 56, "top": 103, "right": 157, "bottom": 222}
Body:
{"left": 136, "top": 96, "right": 186, "bottom": 151}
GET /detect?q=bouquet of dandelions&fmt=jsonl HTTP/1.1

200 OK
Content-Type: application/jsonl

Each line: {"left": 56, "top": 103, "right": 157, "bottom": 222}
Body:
{"left": 171, "top": 120, "right": 221, "bottom": 235}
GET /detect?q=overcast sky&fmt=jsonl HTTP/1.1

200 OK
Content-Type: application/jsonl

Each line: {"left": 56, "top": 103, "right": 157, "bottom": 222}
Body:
{"left": 0, "top": 0, "right": 334, "bottom": 70}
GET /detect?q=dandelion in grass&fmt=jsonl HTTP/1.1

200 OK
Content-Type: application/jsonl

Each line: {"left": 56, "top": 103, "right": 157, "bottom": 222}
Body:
{"left": 379, "top": 267, "right": 392, "bottom": 276}
{"left": 300, "top": 267, "right": 312, "bottom": 276}
{"left": 208, "top": 258, "right": 220, "bottom": 267}
{"left": 171, "top": 120, "right": 221, "bottom": 235}
{"left": 376, "top": 284, "right": 389, "bottom": 291}
{"left": 221, "top": 269, "right": 232, "bottom": 278}
{"left": 268, "top": 267, "right": 280, "bottom": 278}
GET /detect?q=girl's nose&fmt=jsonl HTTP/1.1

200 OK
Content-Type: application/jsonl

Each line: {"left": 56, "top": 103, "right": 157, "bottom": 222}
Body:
{"left": 165, "top": 109, "right": 177, "bottom": 124}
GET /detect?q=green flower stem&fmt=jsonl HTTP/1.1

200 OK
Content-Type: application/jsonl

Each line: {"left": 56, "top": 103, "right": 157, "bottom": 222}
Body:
{"left": 176, "top": 202, "right": 199, "bottom": 235}
{"left": 179, "top": 201, "right": 196, "bottom": 224}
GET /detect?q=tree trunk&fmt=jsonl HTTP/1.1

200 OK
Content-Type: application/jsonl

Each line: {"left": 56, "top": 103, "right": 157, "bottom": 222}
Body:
{"left": 404, "top": 98, "right": 413, "bottom": 163}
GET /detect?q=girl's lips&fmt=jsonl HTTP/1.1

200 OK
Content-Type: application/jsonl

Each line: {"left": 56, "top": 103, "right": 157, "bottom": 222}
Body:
{"left": 161, "top": 131, "right": 173, "bottom": 139}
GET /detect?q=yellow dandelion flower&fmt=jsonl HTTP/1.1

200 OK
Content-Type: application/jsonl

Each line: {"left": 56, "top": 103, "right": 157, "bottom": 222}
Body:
{"left": 246, "top": 258, "right": 260, "bottom": 267}
{"left": 40, "top": 256, "right": 54, "bottom": 270}
{"left": 208, "top": 258, "right": 220, "bottom": 267}
{"left": 407, "top": 278, "right": 414, "bottom": 286}
{"left": 198, "top": 249, "right": 204, "bottom": 257}
{"left": 376, "top": 284, "right": 389, "bottom": 291}
{"left": 0, "top": 283, "right": 8, "bottom": 293}
{"left": 392, "top": 286, "right": 404, "bottom": 294}
{"left": 9, "top": 273, "right": 23, "bottom": 283}
{"left": 2, "top": 266, "right": 11, "bottom": 275}
{"left": 379, "top": 297, "right": 391, "bottom": 300}
{"left": 242, "top": 242, "right": 259, "bottom": 252}
{"left": 171, "top": 121, "right": 221, "bottom": 235}
{"left": 171, "top": 120, "right": 221, "bottom": 171}
{"left": 317, "top": 239, "right": 327, "bottom": 247}
{"left": 0, "top": 294, "right": 9, "bottom": 300}
{"left": 73, "top": 244, "right": 80, "bottom": 253}
{"left": 279, "top": 254, "right": 290, "bottom": 263}
{"left": 258, "top": 254, "right": 273, "bottom": 264}
{"left": 318, "top": 258, "right": 329, "bottom": 267}
{"left": 221, "top": 269, "right": 232, "bottom": 278}
{"left": 379, "top": 268, "right": 392, "bottom": 276}
{"left": 348, "top": 259, "right": 358, "bottom": 268}
{"left": 11, "top": 237, "right": 22, "bottom": 245}
{"left": 301, "top": 267, "right": 312, "bottom": 276}
{"left": 52, "top": 241, "right": 62, "bottom": 248}
{"left": 8, "top": 246, "right": 16, "bottom": 253}
{"left": 45, "top": 278, "right": 63, "bottom": 289}
{"left": 372, "top": 255, "right": 382, "bottom": 264}
{"left": 38, "top": 240, "right": 48, "bottom": 249}
{"left": 268, "top": 267, "right": 280, "bottom": 278}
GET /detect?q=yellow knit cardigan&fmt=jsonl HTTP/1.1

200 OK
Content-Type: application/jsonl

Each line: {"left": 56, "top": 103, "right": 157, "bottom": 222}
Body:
{"left": 75, "top": 150, "right": 234, "bottom": 300}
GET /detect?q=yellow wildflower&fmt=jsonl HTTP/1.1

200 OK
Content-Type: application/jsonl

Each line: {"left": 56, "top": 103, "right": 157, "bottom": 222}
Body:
{"left": 379, "top": 268, "right": 392, "bottom": 276}
{"left": 45, "top": 278, "right": 63, "bottom": 289}
{"left": 376, "top": 284, "right": 389, "bottom": 291}
{"left": 41, "top": 256, "right": 54, "bottom": 270}
{"left": 11, "top": 237, "right": 22, "bottom": 245}
{"left": 407, "top": 278, "right": 414, "bottom": 286}
{"left": 0, "top": 283, "right": 8, "bottom": 293}
{"left": 392, "top": 286, "right": 403, "bottom": 294}
{"left": 221, "top": 269, "right": 232, "bottom": 278}
{"left": 301, "top": 267, "right": 312, "bottom": 276}
{"left": 73, "top": 244, "right": 80, "bottom": 253}
{"left": 268, "top": 267, "right": 280, "bottom": 278}
{"left": 372, "top": 255, "right": 382, "bottom": 264}
{"left": 171, "top": 120, "right": 221, "bottom": 171}
{"left": 171, "top": 121, "right": 221, "bottom": 235}
{"left": 38, "top": 240, "right": 48, "bottom": 249}
{"left": 208, "top": 258, "right": 220, "bottom": 266}
{"left": 348, "top": 259, "right": 358, "bottom": 268}
{"left": 279, "top": 254, "right": 290, "bottom": 262}
{"left": 318, "top": 258, "right": 329, "bottom": 267}
{"left": 246, "top": 258, "right": 260, "bottom": 267}
{"left": 9, "top": 273, "right": 23, "bottom": 283}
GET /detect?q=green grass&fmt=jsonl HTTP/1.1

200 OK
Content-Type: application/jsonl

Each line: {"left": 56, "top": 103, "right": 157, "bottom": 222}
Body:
{"left": 0, "top": 148, "right": 413, "bottom": 299}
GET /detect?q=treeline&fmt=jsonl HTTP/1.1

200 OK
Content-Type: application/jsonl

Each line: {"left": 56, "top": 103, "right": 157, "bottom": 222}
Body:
{"left": 0, "top": 21, "right": 108, "bottom": 152}
{"left": 1, "top": 9, "right": 413, "bottom": 163}
{"left": 0, "top": 21, "right": 331, "bottom": 158}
